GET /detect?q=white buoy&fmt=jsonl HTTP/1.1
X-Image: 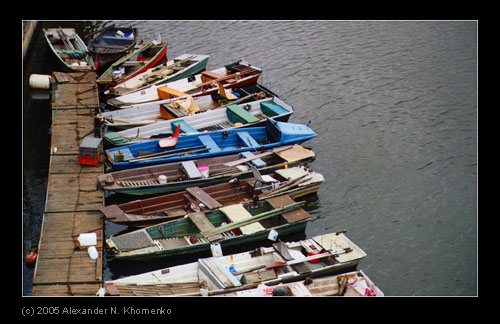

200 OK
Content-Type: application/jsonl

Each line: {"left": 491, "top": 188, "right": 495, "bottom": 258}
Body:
{"left": 29, "top": 74, "right": 51, "bottom": 89}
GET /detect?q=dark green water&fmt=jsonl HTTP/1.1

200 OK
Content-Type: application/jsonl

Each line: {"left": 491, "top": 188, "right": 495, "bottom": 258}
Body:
{"left": 23, "top": 20, "right": 477, "bottom": 296}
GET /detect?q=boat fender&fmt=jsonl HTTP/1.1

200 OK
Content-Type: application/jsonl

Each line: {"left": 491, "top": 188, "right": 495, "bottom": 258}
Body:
{"left": 29, "top": 74, "right": 51, "bottom": 90}
{"left": 25, "top": 245, "right": 38, "bottom": 267}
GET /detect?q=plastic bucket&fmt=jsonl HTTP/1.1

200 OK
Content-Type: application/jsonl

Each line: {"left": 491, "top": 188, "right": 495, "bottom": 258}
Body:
{"left": 198, "top": 165, "right": 209, "bottom": 178}
{"left": 307, "top": 251, "right": 321, "bottom": 264}
{"left": 158, "top": 175, "right": 167, "bottom": 184}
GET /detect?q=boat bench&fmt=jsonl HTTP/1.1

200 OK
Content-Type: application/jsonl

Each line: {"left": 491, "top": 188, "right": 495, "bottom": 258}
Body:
{"left": 260, "top": 100, "right": 288, "bottom": 117}
{"left": 198, "top": 258, "right": 241, "bottom": 289}
{"left": 55, "top": 49, "right": 86, "bottom": 55}
{"left": 219, "top": 204, "right": 265, "bottom": 235}
{"left": 227, "top": 104, "right": 260, "bottom": 124}
{"left": 237, "top": 131, "right": 260, "bottom": 148}
{"left": 171, "top": 120, "right": 199, "bottom": 134}
{"left": 186, "top": 186, "right": 223, "bottom": 209}
{"left": 101, "top": 35, "right": 133, "bottom": 45}
{"left": 201, "top": 70, "right": 236, "bottom": 83}
{"left": 198, "top": 135, "right": 221, "bottom": 153}
{"left": 187, "top": 212, "right": 223, "bottom": 241}
{"left": 181, "top": 161, "right": 202, "bottom": 179}
{"left": 240, "top": 151, "right": 267, "bottom": 168}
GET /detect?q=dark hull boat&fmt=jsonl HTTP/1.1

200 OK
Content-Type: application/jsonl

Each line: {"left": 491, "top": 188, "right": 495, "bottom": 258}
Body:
{"left": 106, "top": 195, "right": 312, "bottom": 262}
{"left": 87, "top": 25, "right": 138, "bottom": 70}
{"left": 101, "top": 165, "right": 324, "bottom": 227}
{"left": 98, "top": 144, "right": 316, "bottom": 196}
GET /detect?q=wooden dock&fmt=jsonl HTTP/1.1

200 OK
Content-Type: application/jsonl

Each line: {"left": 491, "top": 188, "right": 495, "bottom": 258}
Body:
{"left": 32, "top": 72, "right": 104, "bottom": 296}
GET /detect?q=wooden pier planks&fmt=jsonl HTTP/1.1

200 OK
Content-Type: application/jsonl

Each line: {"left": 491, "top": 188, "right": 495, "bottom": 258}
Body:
{"left": 32, "top": 72, "right": 104, "bottom": 296}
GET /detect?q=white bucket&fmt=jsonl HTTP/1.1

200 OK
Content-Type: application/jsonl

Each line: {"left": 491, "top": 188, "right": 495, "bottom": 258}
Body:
{"left": 158, "top": 175, "right": 167, "bottom": 184}
{"left": 78, "top": 233, "right": 97, "bottom": 247}
{"left": 88, "top": 246, "right": 98, "bottom": 260}
{"left": 29, "top": 74, "right": 51, "bottom": 89}
{"left": 210, "top": 243, "right": 223, "bottom": 257}
{"left": 267, "top": 229, "right": 278, "bottom": 241}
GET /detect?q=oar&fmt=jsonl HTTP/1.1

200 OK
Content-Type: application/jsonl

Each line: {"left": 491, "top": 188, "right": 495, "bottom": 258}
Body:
{"left": 232, "top": 247, "right": 353, "bottom": 275}
{"left": 128, "top": 145, "right": 208, "bottom": 163}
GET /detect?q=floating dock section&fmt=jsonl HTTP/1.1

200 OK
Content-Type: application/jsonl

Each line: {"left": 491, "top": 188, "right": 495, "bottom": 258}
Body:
{"left": 32, "top": 72, "right": 104, "bottom": 296}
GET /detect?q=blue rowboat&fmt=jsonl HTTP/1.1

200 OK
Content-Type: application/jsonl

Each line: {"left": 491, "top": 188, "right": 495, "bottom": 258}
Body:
{"left": 105, "top": 119, "right": 316, "bottom": 170}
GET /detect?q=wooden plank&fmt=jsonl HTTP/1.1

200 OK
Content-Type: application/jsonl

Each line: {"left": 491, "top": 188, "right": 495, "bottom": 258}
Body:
{"left": 241, "top": 269, "right": 276, "bottom": 284}
{"left": 52, "top": 82, "right": 99, "bottom": 109}
{"left": 200, "top": 258, "right": 237, "bottom": 289}
{"left": 265, "top": 195, "right": 310, "bottom": 223}
{"left": 49, "top": 155, "right": 102, "bottom": 174}
{"left": 188, "top": 212, "right": 215, "bottom": 232}
{"left": 187, "top": 212, "right": 223, "bottom": 241}
{"left": 32, "top": 283, "right": 102, "bottom": 296}
{"left": 50, "top": 108, "right": 98, "bottom": 155}
{"left": 186, "top": 186, "right": 223, "bottom": 209}
{"left": 219, "top": 204, "right": 264, "bottom": 235}
{"left": 45, "top": 173, "right": 103, "bottom": 213}
{"left": 273, "top": 241, "right": 310, "bottom": 274}
{"left": 33, "top": 211, "right": 103, "bottom": 286}
{"left": 33, "top": 71, "right": 103, "bottom": 296}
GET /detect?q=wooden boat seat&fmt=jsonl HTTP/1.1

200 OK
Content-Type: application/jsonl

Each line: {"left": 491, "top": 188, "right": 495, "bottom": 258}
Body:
{"left": 186, "top": 186, "right": 223, "bottom": 209}
{"left": 265, "top": 195, "right": 310, "bottom": 224}
{"left": 240, "top": 151, "right": 267, "bottom": 168}
{"left": 101, "top": 35, "right": 133, "bottom": 44}
{"left": 201, "top": 70, "right": 236, "bottom": 83}
{"left": 55, "top": 49, "right": 86, "bottom": 55}
{"left": 227, "top": 104, "right": 260, "bottom": 124}
{"left": 260, "top": 100, "right": 288, "bottom": 117}
{"left": 219, "top": 204, "right": 265, "bottom": 235}
{"left": 273, "top": 241, "right": 311, "bottom": 274}
{"left": 236, "top": 131, "right": 260, "bottom": 148}
{"left": 157, "top": 85, "right": 189, "bottom": 100}
{"left": 187, "top": 212, "right": 223, "bottom": 241}
{"left": 171, "top": 120, "right": 199, "bottom": 134}
{"left": 198, "top": 257, "right": 242, "bottom": 289}
{"left": 181, "top": 161, "right": 202, "bottom": 179}
{"left": 198, "top": 135, "right": 221, "bottom": 153}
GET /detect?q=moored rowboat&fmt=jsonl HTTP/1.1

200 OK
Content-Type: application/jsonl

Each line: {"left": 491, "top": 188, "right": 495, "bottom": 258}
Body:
{"left": 98, "top": 144, "right": 316, "bottom": 196}
{"left": 87, "top": 25, "right": 138, "bottom": 69}
{"left": 107, "top": 59, "right": 262, "bottom": 108}
{"left": 103, "top": 231, "right": 368, "bottom": 295}
{"left": 107, "top": 53, "right": 210, "bottom": 96}
{"left": 105, "top": 194, "right": 314, "bottom": 261}
{"left": 43, "top": 27, "right": 95, "bottom": 72}
{"left": 96, "top": 41, "right": 168, "bottom": 88}
{"left": 101, "top": 165, "right": 324, "bottom": 227}
{"left": 104, "top": 119, "right": 316, "bottom": 170}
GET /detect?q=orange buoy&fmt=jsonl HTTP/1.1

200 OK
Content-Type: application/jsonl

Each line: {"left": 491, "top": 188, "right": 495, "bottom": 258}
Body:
{"left": 25, "top": 245, "right": 38, "bottom": 267}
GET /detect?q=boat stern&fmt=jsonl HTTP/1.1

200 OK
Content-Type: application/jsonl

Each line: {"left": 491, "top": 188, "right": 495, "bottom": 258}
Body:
{"left": 268, "top": 119, "right": 317, "bottom": 144}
